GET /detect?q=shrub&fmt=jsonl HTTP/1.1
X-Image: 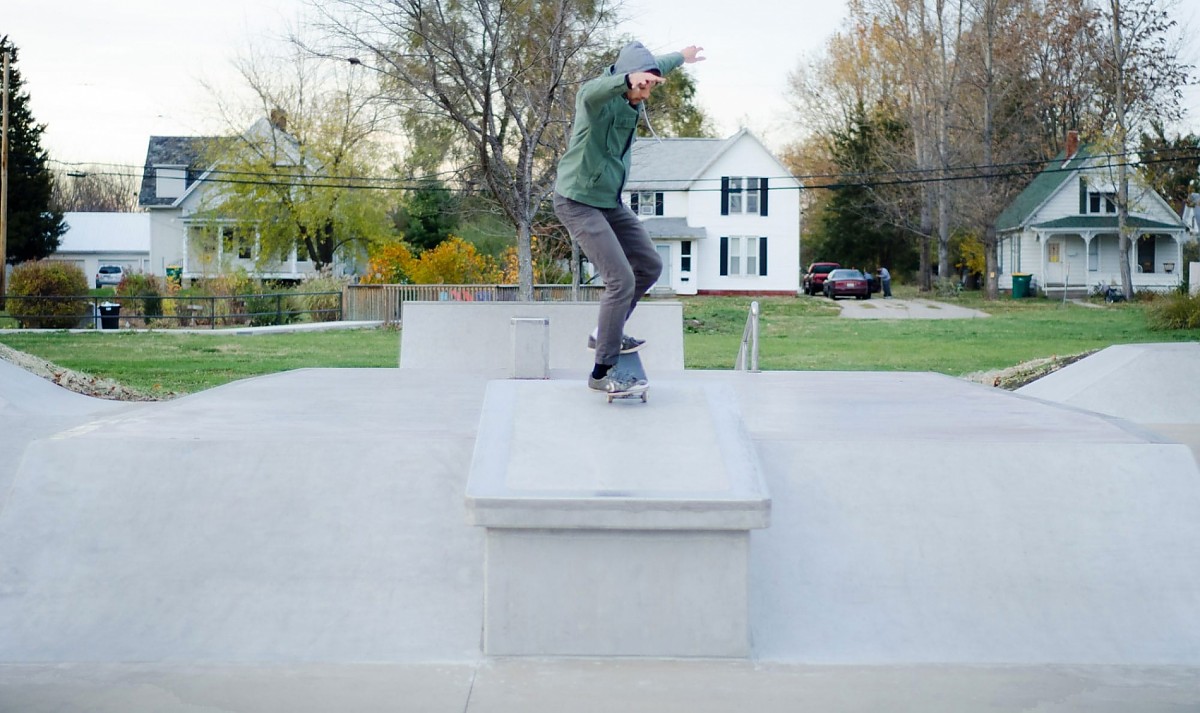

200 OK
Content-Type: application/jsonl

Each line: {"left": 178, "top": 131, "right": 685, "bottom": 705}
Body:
{"left": 298, "top": 273, "right": 348, "bottom": 322}
{"left": 7, "top": 261, "right": 90, "bottom": 328}
{"left": 1146, "top": 291, "right": 1200, "bottom": 330}
{"left": 116, "top": 271, "right": 164, "bottom": 319}
{"left": 245, "top": 290, "right": 300, "bottom": 327}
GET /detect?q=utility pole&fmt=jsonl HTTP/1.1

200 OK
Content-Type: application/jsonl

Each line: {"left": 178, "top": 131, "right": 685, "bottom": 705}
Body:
{"left": 1, "top": 44, "right": 9, "bottom": 309}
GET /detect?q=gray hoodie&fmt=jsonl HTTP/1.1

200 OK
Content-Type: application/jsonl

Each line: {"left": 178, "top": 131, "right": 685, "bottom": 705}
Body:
{"left": 609, "top": 41, "right": 661, "bottom": 77}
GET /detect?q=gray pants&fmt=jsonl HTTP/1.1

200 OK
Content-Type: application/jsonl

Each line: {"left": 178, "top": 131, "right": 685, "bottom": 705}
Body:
{"left": 553, "top": 193, "right": 662, "bottom": 366}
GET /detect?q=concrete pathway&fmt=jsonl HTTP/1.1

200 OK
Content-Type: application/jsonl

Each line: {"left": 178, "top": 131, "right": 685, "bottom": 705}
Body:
{"left": 837, "top": 297, "right": 990, "bottom": 319}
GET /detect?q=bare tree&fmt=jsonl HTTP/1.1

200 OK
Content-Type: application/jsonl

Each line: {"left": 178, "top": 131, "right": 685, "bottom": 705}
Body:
{"left": 51, "top": 166, "right": 140, "bottom": 212}
{"left": 309, "top": 0, "right": 617, "bottom": 300}
{"left": 1097, "top": 0, "right": 1190, "bottom": 299}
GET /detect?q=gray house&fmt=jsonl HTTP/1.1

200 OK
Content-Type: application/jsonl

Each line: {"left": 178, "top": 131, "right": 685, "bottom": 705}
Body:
{"left": 137, "top": 118, "right": 332, "bottom": 283}
{"left": 995, "top": 134, "right": 1191, "bottom": 296}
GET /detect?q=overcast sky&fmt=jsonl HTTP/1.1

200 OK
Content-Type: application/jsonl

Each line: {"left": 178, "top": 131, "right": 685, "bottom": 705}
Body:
{"left": 5, "top": 0, "right": 1199, "bottom": 170}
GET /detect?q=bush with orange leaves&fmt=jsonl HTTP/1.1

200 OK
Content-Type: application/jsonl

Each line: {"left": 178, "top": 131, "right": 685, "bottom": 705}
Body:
{"left": 361, "top": 238, "right": 502, "bottom": 285}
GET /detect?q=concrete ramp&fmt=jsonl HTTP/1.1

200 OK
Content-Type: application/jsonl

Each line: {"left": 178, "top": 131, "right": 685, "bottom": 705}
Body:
{"left": 1018, "top": 343, "right": 1200, "bottom": 424}
{"left": 0, "top": 369, "right": 489, "bottom": 663}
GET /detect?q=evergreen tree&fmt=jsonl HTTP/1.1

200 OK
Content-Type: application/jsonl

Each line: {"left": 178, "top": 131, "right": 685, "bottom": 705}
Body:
{"left": 2, "top": 37, "right": 64, "bottom": 265}
{"left": 398, "top": 180, "right": 459, "bottom": 252}
{"left": 812, "top": 103, "right": 915, "bottom": 271}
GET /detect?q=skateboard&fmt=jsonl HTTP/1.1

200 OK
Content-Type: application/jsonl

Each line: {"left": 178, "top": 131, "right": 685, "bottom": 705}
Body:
{"left": 604, "top": 350, "right": 649, "bottom": 404}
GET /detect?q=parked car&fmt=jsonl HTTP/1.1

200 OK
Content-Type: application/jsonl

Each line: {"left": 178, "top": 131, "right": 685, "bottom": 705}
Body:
{"left": 823, "top": 268, "right": 871, "bottom": 300}
{"left": 95, "top": 264, "right": 125, "bottom": 289}
{"left": 802, "top": 262, "right": 840, "bottom": 295}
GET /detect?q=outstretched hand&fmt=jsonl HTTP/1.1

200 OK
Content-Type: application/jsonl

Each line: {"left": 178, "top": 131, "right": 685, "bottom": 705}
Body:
{"left": 681, "top": 45, "right": 706, "bottom": 64}
{"left": 628, "top": 71, "right": 666, "bottom": 91}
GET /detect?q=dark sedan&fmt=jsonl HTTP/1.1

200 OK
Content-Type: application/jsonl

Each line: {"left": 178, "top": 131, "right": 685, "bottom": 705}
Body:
{"left": 823, "top": 269, "right": 871, "bottom": 300}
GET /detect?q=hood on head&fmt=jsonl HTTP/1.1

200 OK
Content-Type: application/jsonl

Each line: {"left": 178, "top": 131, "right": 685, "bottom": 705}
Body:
{"left": 609, "top": 41, "right": 659, "bottom": 76}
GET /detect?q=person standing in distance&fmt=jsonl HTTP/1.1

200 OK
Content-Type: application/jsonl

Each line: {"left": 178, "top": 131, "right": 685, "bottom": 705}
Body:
{"left": 879, "top": 266, "right": 892, "bottom": 298}
{"left": 553, "top": 41, "right": 706, "bottom": 394}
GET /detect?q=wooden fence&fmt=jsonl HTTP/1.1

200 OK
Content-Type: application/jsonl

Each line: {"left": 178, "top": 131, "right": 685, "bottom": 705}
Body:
{"left": 342, "top": 284, "right": 605, "bottom": 323}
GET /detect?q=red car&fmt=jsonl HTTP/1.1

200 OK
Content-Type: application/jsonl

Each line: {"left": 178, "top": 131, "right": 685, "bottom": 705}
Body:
{"left": 802, "top": 262, "right": 840, "bottom": 295}
{"left": 822, "top": 268, "right": 871, "bottom": 300}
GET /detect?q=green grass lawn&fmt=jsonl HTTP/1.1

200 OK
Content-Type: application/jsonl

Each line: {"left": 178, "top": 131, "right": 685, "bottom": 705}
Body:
{"left": 0, "top": 328, "right": 400, "bottom": 396}
{"left": 0, "top": 290, "right": 1197, "bottom": 396}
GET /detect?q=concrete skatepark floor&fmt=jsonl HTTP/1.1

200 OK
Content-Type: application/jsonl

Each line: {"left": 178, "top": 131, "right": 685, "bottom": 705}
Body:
{"left": 1, "top": 339, "right": 1198, "bottom": 711}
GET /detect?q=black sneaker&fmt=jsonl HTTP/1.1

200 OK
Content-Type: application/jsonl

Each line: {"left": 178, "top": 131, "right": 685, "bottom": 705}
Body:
{"left": 588, "top": 369, "right": 648, "bottom": 394}
{"left": 587, "top": 334, "right": 646, "bottom": 354}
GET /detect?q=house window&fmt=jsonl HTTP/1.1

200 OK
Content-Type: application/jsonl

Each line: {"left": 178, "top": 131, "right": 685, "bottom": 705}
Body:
{"left": 629, "top": 191, "right": 663, "bottom": 216}
{"left": 720, "top": 236, "right": 769, "bottom": 277}
{"left": 1048, "top": 241, "right": 1061, "bottom": 263}
{"left": 1088, "top": 238, "right": 1099, "bottom": 271}
{"left": 721, "top": 177, "right": 769, "bottom": 216}
{"left": 726, "top": 177, "right": 759, "bottom": 215}
{"left": 1008, "top": 237, "right": 1021, "bottom": 273}
{"left": 1088, "top": 192, "right": 1116, "bottom": 214}
{"left": 680, "top": 241, "right": 692, "bottom": 273}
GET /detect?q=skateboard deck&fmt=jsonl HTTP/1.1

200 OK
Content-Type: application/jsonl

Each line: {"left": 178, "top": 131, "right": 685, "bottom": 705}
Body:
{"left": 604, "top": 350, "right": 649, "bottom": 404}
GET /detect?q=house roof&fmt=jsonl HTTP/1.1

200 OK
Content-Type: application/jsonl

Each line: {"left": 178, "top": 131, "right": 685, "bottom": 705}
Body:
{"left": 57, "top": 212, "right": 151, "bottom": 254}
{"left": 995, "top": 146, "right": 1096, "bottom": 233}
{"left": 138, "top": 118, "right": 295, "bottom": 208}
{"left": 640, "top": 218, "right": 707, "bottom": 239}
{"left": 138, "top": 136, "right": 218, "bottom": 208}
{"left": 628, "top": 135, "right": 734, "bottom": 191}
{"left": 627, "top": 128, "right": 800, "bottom": 193}
{"left": 1032, "top": 215, "right": 1183, "bottom": 231}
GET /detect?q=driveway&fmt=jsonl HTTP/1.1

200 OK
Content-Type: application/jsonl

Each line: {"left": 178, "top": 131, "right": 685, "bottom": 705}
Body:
{"left": 836, "top": 297, "right": 990, "bottom": 319}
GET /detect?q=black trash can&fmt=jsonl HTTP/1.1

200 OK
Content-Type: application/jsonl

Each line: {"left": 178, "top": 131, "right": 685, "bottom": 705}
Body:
{"left": 99, "top": 302, "right": 121, "bottom": 329}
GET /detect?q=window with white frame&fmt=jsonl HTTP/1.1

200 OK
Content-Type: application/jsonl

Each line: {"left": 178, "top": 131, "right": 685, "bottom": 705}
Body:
{"left": 629, "top": 191, "right": 663, "bottom": 216}
{"left": 1088, "top": 238, "right": 1099, "bottom": 270}
{"left": 726, "top": 177, "right": 760, "bottom": 214}
{"left": 1088, "top": 191, "right": 1117, "bottom": 214}
{"left": 722, "top": 236, "right": 765, "bottom": 276}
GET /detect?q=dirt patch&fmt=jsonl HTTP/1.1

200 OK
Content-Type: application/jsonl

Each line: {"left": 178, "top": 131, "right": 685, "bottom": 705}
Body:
{"left": 0, "top": 343, "right": 171, "bottom": 402}
{"left": 962, "top": 351, "right": 1097, "bottom": 391}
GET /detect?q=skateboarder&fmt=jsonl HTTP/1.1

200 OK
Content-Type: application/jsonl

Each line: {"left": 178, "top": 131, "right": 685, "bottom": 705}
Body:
{"left": 553, "top": 40, "right": 706, "bottom": 394}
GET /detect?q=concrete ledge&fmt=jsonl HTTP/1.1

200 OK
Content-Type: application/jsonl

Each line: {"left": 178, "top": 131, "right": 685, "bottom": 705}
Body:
{"left": 400, "top": 301, "right": 684, "bottom": 372}
{"left": 466, "top": 380, "right": 770, "bottom": 530}
{"left": 465, "top": 379, "right": 769, "bottom": 657}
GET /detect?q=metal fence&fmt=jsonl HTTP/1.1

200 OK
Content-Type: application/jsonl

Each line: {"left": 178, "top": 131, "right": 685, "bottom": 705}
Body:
{"left": 2, "top": 292, "right": 343, "bottom": 329}
{"left": 342, "top": 284, "right": 605, "bottom": 323}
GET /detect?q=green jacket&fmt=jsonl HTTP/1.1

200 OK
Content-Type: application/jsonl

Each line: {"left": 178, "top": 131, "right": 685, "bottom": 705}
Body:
{"left": 554, "top": 52, "right": 684, "bottom": 209}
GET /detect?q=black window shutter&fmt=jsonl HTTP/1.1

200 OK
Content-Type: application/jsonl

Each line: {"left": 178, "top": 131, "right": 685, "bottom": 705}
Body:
{"left": 720, "top": 177, "right": 730, "bottom": 215}
{"left": 630, "top": 192, "right": 639, "bottom": 213}
{"left": 720, "top": 237, "right": 729, "bottom": 276}
{"left": 655, "top": 192, "right": 664, "bottom": 216}
{"left": 759, "top": 178, "right": 769, "bottom": 216}
{"left": 759, "top": 237, "right": 768, "bottom": 275}
{"left": 1079, "top": 177, "right": 1087, "bottom": 214}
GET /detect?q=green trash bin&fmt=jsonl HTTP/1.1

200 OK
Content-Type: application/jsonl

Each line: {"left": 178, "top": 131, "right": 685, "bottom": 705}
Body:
{"left": 1011, "top": 273, "right": 1032, "bottom": 299}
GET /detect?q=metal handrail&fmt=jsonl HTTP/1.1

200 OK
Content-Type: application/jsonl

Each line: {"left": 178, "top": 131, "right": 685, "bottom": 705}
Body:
{"left": 734, "top": 300, "right": 760, "bottom": 372}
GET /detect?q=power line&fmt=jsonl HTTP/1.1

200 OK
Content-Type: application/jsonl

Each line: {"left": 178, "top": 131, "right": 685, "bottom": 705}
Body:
{"left": 43, "top": 147, "right": 1200, "bottom": 194}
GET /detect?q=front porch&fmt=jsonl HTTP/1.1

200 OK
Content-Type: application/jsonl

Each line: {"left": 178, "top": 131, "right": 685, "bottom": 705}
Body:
{"left": 1008, "top": 218, "right": 1189, "bottom": 297}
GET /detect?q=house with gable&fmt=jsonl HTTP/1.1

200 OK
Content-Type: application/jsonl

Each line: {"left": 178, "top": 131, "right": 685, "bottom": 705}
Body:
{"left": 995, "top": 132, "right": 1191, "bottom": 296}
{"left": 138, "top": 115, "right": 336, "bottom": 284}
{"left": 625, "top": 129, "right": 802, "bottom": 296}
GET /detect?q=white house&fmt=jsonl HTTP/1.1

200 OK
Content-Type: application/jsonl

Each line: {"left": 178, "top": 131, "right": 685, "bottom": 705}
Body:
{"left": 50, "top": 212, "right": 151, "bottom": 282}
{"left": 137, "top": 117, "right": 340, "bottom": 283}
{"left": 625, "top": 129, "right": 803, "bottom": 295}
{"left": 995, "top": 133, "right": 1191, "bottom": 296}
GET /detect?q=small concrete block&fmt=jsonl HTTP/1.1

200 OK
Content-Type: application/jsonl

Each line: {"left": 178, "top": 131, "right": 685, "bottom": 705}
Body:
{"left": 510, "top": 317, "right": 550, "bottom": 379}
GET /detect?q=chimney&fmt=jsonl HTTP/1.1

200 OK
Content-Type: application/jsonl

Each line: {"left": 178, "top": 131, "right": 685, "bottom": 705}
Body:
{"left": 269, "top": 108, "right": 287, "bottom": 133}
{"left": 1066, "top": 130, "right": 1079, "bottom": 159}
